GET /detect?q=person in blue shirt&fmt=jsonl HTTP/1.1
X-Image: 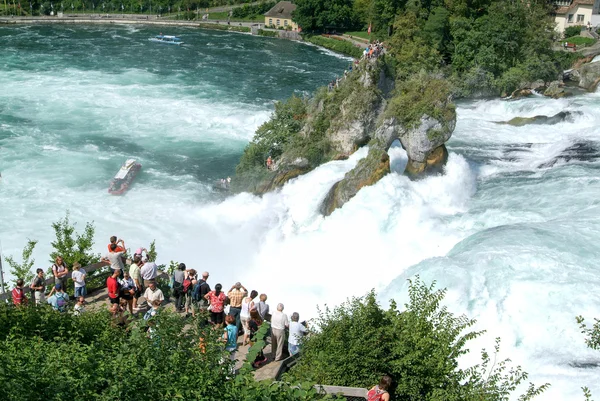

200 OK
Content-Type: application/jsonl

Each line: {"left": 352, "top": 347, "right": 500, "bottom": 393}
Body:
{"left": 47, "top": 283, "right": 69, "bottom": 312}
{"left": 223, "top": 314, "right": 238, "bottom": 368}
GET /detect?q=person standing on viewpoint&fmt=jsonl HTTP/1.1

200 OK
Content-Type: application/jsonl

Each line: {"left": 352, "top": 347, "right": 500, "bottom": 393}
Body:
{"left": 30, "top": 268, "right": 46, "bottom": 305}
{"left": 51, "top": 255, "right": 69, "bottom": 291}
{"left": 130, "top": 255, "right": 143, "bottom": 311}
{"left": 140, "top": 256, "right": 158, "bottom": 288}
{"left": 227, "top": 282, "right": 247, "bottom": 333}
{"left": 71, "top": 262, "right": 87, "bottom": 297}
{"left": 270, "top": 303, "right": 289, "bottom": 361}
{"left": 102, "top": 242, "right": 126, "bottom": 273}
{"left": 106, "top": 269, "right": 121, "bottom": 308}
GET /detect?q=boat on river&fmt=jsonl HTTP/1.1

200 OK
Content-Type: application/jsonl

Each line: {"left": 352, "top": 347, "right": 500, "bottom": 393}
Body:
{"left": 108, "top": 159, "right": 141, "bottom": 195}
{"left": 148, "top": 35, "right": 183, "bottom": 45}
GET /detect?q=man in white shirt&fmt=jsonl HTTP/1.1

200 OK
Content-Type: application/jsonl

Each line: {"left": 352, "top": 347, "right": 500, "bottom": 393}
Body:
{"left": 270, "top": 303, "right": 289, "bottom": 361}
{"left": 143, "top": 281, "right": 164, "bottom": 308}
{"left": 288, "top": 312, "right": 307, "bottom": 356}
{"left": 140, "top": 257, "right": 158, "bottom": 288}
{"left": 71, "top": 262, "right": 87, "bottom": 297}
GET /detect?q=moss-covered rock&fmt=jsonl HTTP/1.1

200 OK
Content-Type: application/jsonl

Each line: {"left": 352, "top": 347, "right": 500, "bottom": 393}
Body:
{"left": 543, "top": 81, "right": 568, "bottom": 98}
{"left": 496, "top": 111, "right": 579, "bottom": 127}
{"left": 320, "top": 146, "right": 390, "bottom": 216}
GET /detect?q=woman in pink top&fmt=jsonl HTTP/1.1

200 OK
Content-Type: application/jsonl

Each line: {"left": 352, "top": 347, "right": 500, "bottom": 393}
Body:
{"left": 205, "top": 283, "right": 226, "bottom": 328}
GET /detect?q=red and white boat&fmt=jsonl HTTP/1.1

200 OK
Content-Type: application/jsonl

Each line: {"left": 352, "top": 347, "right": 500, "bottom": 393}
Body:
{"left": 108, "top": 159, "right": 141, "bottom": 195}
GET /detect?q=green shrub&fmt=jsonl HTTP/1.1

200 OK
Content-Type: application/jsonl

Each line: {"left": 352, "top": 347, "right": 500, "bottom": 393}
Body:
{"left": 564, "top": 25, "right": 583, "bottom": 38}
{"left": 0, "top": 304, "right": 340, "bottom": 400}
{"left": 49, "top": 211, "right": 100, "bottom": 267}
{"left": 386, "top": 72, "right": 455, "bottom": 131}
{"left": 286, "top": 278, "right": 549, "bottom": 401}
{"left": 3, "top": 239, "right": 37, "bottom": 286}
{"left": 231, "top": 1, "right": 275, "bottom": 19}
{"left": 303, "top": 35, "right": 363, "bottom": 59}
{"left": 258, "top": 29, "right": 279, "bottom": 37}
{"left": 236, "top": 95, "right": 308, "bottom": 175}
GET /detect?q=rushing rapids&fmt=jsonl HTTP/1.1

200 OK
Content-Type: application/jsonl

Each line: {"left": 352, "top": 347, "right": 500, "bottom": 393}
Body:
{"left": 0, "top": 24, "right": 599, "bottom": 400}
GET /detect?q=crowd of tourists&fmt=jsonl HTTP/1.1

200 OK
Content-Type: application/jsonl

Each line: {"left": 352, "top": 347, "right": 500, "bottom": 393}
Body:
{"left": 8, "top": 235, "right": 308, "bottom": 367}
{"left": 363, "top": 41, "right": 384, "bottom": 60}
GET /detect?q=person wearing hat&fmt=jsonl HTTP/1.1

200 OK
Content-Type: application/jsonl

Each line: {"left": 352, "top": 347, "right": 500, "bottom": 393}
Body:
{"left": 71, "top": 262, "right": 87, "bottom": 298}
{"left": 47, "top": 283, "right": 69, "bottom": 312}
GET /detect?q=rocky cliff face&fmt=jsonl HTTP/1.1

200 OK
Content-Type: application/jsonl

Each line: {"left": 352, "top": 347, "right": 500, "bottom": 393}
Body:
{"left": 235, "top": 58, "right": 457, "bottom": 216}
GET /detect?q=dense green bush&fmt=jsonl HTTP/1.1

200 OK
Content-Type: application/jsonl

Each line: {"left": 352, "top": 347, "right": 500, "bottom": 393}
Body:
{"left": 285, "top": 278, "right": 549, "bottom": 401}
{"left": 236, "top": 95, "right": 308, "bottom": 175}
{"left": 386, "top": 72, "right": 455, "bottom": 130}
{"left": 0, "top": 304, "right": 339, "bottom": 401}
{"left": 231, "top": 1, "right": 275, "bottom": 19}
{"left": 258, "top": 29, "right": 279, "bottom": 38}
{"left": 304, "top": 35, "right": 364, "bottom": 58}
{"left": 565, "top": 25, "right": 584, "bottom": 38}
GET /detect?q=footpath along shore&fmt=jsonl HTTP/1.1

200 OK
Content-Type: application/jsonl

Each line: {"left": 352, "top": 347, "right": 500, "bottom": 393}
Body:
{"left": 0, "top": 13, "right": 268, "bottom": 29}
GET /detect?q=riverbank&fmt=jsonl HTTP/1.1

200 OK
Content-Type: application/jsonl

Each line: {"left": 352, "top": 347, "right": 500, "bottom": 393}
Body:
{"left": 0, "top": 15, "right": 366, "bottom": 57}
{"left": 0, "top": 14, "right": 306, "bottom": 39}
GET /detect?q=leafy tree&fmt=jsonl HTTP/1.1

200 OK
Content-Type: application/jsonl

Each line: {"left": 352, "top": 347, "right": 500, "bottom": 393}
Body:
{"left": 286, "top": 278, "right": 549, "bottom": 401}
{"left": 422, "top": 5, "right": 451, "bottom": 59}
{"left": 49, "top": 211, "right": 100, "bottom": 268}
{"left": 370, "top": 0, "right": 405, "bottom": 37}
{"left": 388, "top": 12, "right": 443, "bottom": 79}
{"left": 293, "top": 0, "right": 358, "bottom": 32}
{"left": 236, "top": 95, "right": 308, "bottom": 175}
{"left": 147, "top": 239, "right": 158, "bottom": 262}
{"left": 3, "top": 239, "right": 38, "bottom": 286}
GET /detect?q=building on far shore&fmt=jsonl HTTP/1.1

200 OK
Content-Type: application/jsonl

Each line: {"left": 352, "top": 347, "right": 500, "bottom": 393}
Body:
{"left": 264, "top": 1, "right": 299, "bottom": 31}
{"left": 553, "top": 0, "right": 600, "bottom": 33}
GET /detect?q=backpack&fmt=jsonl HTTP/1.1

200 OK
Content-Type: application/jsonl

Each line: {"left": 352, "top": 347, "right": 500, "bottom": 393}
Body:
{"left": 367, "top": 387, "right": 387, "bottom": 401}
{"left": 55, "top": 293, "right": 68, "bottom": 312}
{"left": 192, "top": 280, "right": 210, "bottom": 301}
{"left": 182, "top": 276, "right": 193, "bottom": 294}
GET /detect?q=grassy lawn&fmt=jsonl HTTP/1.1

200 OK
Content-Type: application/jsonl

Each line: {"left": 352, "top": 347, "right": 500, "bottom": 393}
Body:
{"left": 206, "top": 11, "right": 263, "bottom": 22}
{"left": 345, "top": 31, "right": 371, "bottom": 40}
{"left": 564, "top": 36, "right": 597, "bottom": 46}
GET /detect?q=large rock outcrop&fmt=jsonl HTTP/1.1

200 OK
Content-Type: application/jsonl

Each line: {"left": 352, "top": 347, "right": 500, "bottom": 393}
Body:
{"left": 234, "top": 59, "right": 457, "bottom": 216}
{"left": 563, "top": 58, "right": 600, "bottom": 91}
{"left": 320, "top": 73, "right": 456, "bottom": 215}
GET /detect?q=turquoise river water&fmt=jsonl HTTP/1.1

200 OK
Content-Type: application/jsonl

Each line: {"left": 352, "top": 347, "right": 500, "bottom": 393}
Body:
{"left": 1, "top": 24, "right": 599, "bottom": 400}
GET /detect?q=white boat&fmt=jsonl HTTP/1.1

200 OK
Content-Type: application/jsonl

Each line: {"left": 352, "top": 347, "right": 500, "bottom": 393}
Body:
{"left": 108, "top": 159, "right": 141, "bottom": 195}
{"left": 148, "top": 35, "right": 183, "bottom": 45}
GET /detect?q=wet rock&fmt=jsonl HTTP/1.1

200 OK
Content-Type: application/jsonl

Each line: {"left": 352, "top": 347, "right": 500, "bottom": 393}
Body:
{"left": 543, "top": 81, "right": 567, "bottom": 98}
{"left": 496, "top": 111, "right": 579, "bottom": 127}
{"left": 320, "top": 147, "right": 390, "bottom": 216}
